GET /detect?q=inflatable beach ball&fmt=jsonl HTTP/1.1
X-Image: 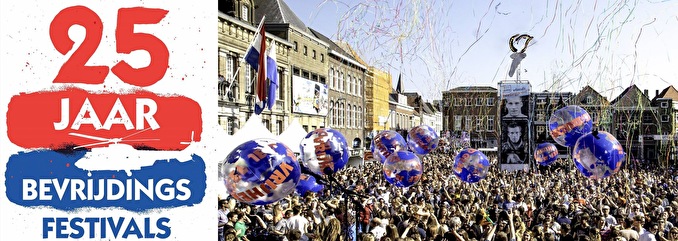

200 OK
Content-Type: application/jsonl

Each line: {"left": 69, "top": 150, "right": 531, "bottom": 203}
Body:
{"left": 548, "top": 105, "right": 593, "bottom": 147}
{"left": 223, "top": 139, "right": 301, "bottom": 205}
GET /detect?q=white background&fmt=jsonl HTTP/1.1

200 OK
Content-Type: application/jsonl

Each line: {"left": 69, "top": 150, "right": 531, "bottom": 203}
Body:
{"left": 0, "top": 1, "right": 219, "bottom": 240}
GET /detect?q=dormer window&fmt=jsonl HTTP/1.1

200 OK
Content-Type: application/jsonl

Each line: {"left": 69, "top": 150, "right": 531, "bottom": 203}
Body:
{"left": 241, "top": 5, "right": 248, "bottom": 21}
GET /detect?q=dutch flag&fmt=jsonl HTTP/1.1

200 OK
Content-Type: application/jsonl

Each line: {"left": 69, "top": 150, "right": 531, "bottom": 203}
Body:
{"left": 244, "top": 16, "right": 278, "bottom": 115}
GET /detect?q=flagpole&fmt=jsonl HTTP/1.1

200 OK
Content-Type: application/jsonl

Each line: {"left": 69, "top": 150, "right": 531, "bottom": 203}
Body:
{"left": 226, "top": 64, "right": 241, "bottom": 91}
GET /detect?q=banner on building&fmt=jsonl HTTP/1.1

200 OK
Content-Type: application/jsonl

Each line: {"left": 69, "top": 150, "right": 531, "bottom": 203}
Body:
{"left": 499, "top": 82, "right": 531, "bottom": 171}
{"left": 292, "top": 75, "right": 329, "bottom": 116}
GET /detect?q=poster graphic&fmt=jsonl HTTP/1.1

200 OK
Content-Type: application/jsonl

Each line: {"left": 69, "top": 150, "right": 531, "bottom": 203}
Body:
{"left": 499, "top": 83, "right": 531, "bottom": 171}
{"left": 500, "top": 120, "right": 528, "bottom": 165}
{"left": 1, "top": 1, "right": 215, "bottom": 240}
{"left": 292, "top": 75, "right": 329, "bottom": 116}
{"left": 499, "top": 83, "right": 530, "bottom": 119}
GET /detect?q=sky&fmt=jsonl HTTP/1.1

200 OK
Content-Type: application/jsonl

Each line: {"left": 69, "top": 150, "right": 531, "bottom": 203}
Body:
{"left": 285, "top": 0, "right": 678, "bottom": 101}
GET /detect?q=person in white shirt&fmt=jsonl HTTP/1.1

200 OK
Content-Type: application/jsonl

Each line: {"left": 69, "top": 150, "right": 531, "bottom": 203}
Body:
{"left": 370, "top": 218, "right": 387, "bottom": 240}
{"left": 273, "top": 210, "right": 293, "bottom": 241}
{"left": 287, "top": 206, "right": 309, "bottom": 241}
{"left": 639, "top": 222, "right": 659, "bottom": 241}
{"left": 602, "top": 205, "right": 618, "bottom": 229}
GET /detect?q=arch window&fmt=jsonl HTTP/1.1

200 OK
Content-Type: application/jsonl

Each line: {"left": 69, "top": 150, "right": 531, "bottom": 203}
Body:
{"left": 347, "top": 104, "right": 352, "bottom": 128}
{"left": 353, "top": 105, "right": 359, "bottom": 127}
{"left": 339, "top": 103, "right": 345, "bottom": 127}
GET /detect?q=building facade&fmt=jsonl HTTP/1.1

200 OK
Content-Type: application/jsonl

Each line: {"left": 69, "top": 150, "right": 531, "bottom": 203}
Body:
{"left": 389, "top": 93, "right": 416, "bottom": 138}
{"left": 365, "top": 68, "right": 392, "bottom": 141}
{"left": 256, "top": 0, "right": 329, "bottom": 134}
{"left": 611, "top": 85, "right": 658, "bottom": 163}
{"left": 531, "top": 91, "right": 572, "bottom": 158}
{"left": 218, "top": 4, "right": 292, "bottom": 136}
{"left": 651, "top": 86, "right": 678, "bottom": 166}
{"left": 309, "top": 29, "right": 367, "bottom": 155}
{"left": 572, "top": 86, "right": 613, "bottom": 132}
{"left": 442, "top": 86, "right": 499, "bottom": 149}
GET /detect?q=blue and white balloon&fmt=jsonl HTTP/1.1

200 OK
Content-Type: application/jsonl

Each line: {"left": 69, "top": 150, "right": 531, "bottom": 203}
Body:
{"left": 300, "top": 128, "right": 349, "bottom": 175}
{"left": 453, "top": 148, "right": 490, "bottom": 183}
{"left": 222, "top": 139, "right": 301, "bottom": 205}
{"left": 534, "top": 143, "right": 559, "bottom": 166}
{"left": 383, "top": 151, "right": 423, "bottom": 188}
{"left": 407, "top": 125, "right": 440, "bottom": 155}
{"left": 371, "top": 130, "right": 407, "bottom": 163}
{"left": 548, "top": 105, "right": 593, "bottom": 147}
{"left": 296, "top": 174, "right": 324, "bottom": 196}
{"left": 572, "top": 131, "right": 625, "bottom": 179}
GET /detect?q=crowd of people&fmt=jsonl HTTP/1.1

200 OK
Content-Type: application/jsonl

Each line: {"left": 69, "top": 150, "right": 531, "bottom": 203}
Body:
{"left": 218, "top": 150, "right": 678, "bottom": 241}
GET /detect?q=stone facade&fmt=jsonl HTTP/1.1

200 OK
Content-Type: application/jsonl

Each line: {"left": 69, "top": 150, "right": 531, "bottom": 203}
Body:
{"left": 217, "top": 11, "right": 292, "bottom": 136}
{"left": 442, "top": 86, "right": 499, "bottom": 149}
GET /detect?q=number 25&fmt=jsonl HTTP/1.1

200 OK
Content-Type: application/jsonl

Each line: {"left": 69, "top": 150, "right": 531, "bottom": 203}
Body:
{"left": 49, "top": 6, "right": 169, "bottom": 87}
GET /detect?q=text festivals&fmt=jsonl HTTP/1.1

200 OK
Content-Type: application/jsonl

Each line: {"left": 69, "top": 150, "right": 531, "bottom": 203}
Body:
{"left": 1, "top": 2, "right": 211, "bottom": 239}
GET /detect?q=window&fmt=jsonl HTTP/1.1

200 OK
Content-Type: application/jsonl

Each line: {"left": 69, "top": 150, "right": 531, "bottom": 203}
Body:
{"left": 333, "top": 69, "right": 339, "bottom": 89}
{"left": 487, "top": 97, "right": 494, "bottom": 106}
{"left": 218, "top": 50, "right": 239, "bottom": 101}
{"left": 476, "top": 116, "right": 483, "bottom": 131}
{"left": 476, "top": 97, "right": 483, "bottom": 106}
{"left": 340, "top": 103, "right": 344, "bottom": 126}
{"left": 339, "top": 72, "right": 344, "bottom": 92}
{"left": 346, "top": 105, "right": 355, "bottom": 127}
{"left": 312, "top": 50, "right": 316, "bottom": 59}
{"left": 303, "top": 125, "right": 309, "bottom": 132}
{"left": 303, "top": 46, "right": 307, "bottom": 56}
{"left": 329, "top": 101, "right": 334, "bottom": 126}
{"left": 219, "top": 117, "right": 238, "bottom": 135}
{"left": 586, "top": 96, "right": 593, "bottom": 104}
{"left": 536, "top": 111, "right": 544, "bottom": 122}
{"left": 358, "top": 79, "right": 362, "bottom": 95}
{"left": 344, "top": 75, "right": 351, "bottom": 93}
{"left": 277, "top": 69, "right": 283, "bottom": 101}
{"left": 262, "top": 119, "right": 270, "bottom": 131}
{"left": 245, "top": 66, "right": 253, "bottom": 93}
{"left": 466, "top": 99, "right": 472, "bottom": 106}
{"left": 643, "top": 114, "right": 652, "bottom": 122}
{"left": 465, "top": 116, "right": 471, "bottom": 130}
{"left": 661, "top": 102, "right": 669, "bottom": 108}
{"left": 358, "top": 107, "right": 363, "bottom": 128}
{"left": 277, "top": 120, "right": 283, "bottom": 135}
{"left": 487, "top": 117, "right": 494, "bottom": 131}
{"left": 662, "top": 115, "right": 670, "bottom": 122}
{"left": 352, "top": 105, "right": 357, "bottom": 128}
{"left": 333, "top": 102, "right": 338, "bottom": 126}
{"left": 537, "top": 126, "right": 545, "bottom": 135}
{"left": 293, "top": 41, "right": 298, "bottom": 51}
{"left": 320, "top": 54, "right": 324, "bottom": 62}
{"left": 241, "top": 5, "right": 248, "bottom": 21}
{"left": 454, "top": 116, "right": 461, "bottom": 131}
